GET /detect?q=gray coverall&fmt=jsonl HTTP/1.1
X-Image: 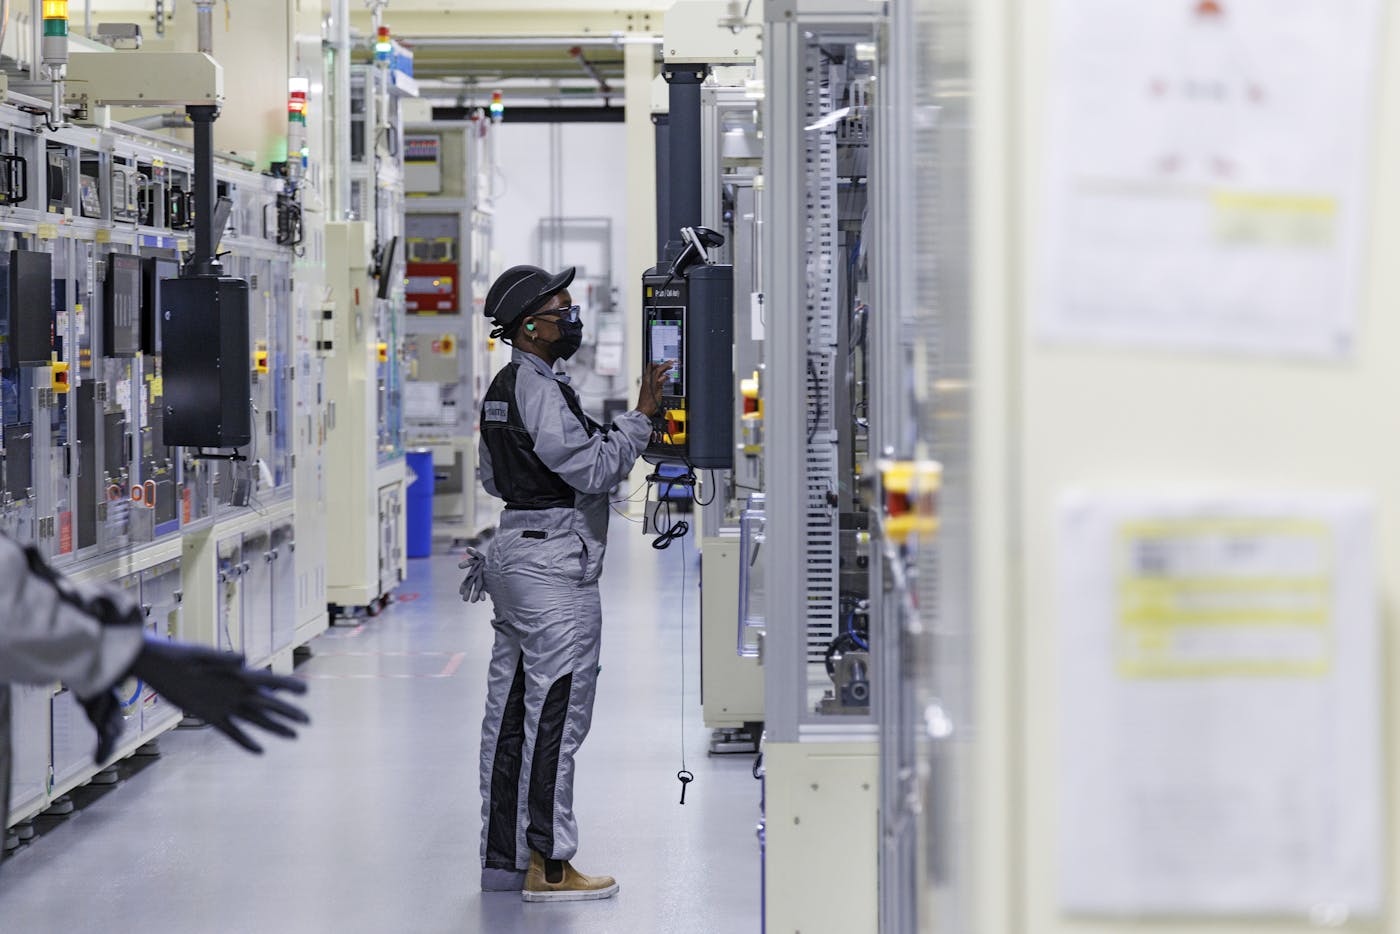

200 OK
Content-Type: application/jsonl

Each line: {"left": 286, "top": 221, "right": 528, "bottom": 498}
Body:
{"left": 0, "top": 536, "right": 143, "bottom": 832}
{"left": 477, "top": 348, "right": 651, "bottom": 876}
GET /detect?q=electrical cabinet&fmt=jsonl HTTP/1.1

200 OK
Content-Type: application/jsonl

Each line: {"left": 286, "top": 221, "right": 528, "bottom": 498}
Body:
{"left": 139, "top": 558, "right": 183, "bottom": 734}
{"left": 403, "top": 121, "right": 491, "bottom": 545}
{"left": 378, "top": 483, "right": 404, "bottom": 597}
{"left": 216, "top": 535, "right": 245, "bottom": 654}
{"left": 0, "top": 12, "right": 329, "bottom": 834}
{"left": 269, "top": 523, "right": 295, "bottom": 653}
{"left": 240, "top": 528, "right": 273, "bottom": 665}
{"left": 7, "top": 684, "right": 50, "bottom": 819}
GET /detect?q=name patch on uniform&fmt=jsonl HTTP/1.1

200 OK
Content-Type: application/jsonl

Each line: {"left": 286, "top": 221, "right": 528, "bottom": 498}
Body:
{"left": 484, "top": 401, "right": 509, "bottom": 423}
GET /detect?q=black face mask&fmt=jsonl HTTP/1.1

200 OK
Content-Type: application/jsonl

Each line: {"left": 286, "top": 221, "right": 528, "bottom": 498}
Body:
{"left": 547, "top": 319, "right": 584, "bottom": 360}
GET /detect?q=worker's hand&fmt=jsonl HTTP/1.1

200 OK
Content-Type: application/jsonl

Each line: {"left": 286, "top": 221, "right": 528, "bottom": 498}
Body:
{"left": 458, "top": 546, "right": 488, "bottom": 603}
{"left": 80, "top": 689, "right": 124, "bottom": 765}
{"left": 637, "top": 361, "right": 674, "bottom": 418}
{"left": 129, "top": 639, "right": 310, "bottom": 754}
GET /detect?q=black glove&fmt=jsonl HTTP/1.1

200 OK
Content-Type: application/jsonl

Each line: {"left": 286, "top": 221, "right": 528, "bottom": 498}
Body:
{"left": 80, "top": 689, "right": 124, "bottom": 765}
{"left": 129, "top": 639, "right": 310, "bottom": 754}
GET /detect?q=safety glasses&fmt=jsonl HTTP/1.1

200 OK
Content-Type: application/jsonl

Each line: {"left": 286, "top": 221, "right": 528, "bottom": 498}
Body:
{"left": 533, "top": 304, "right": 581, "bottom": 324}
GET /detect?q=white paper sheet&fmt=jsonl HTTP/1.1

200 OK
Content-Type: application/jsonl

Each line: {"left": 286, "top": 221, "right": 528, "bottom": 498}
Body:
{"left": 403, "top": 381, "right": 444, "bottom": 421}
{"left": 1058, "top": 492, "right": 1381, "bottom": 918}
{"left": 1038, "top": 0, "right": 1382, "bottom": 357}
{"left": 594, "top": 342, "right": 624, "bottom": 376}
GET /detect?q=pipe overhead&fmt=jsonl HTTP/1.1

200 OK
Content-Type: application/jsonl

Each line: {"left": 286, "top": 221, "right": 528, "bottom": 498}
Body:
{"left": 569, "top": 46, "right": 613, "bottom": 95}
{"left": 331, "top": 0, "right": 352, "bottom": 218}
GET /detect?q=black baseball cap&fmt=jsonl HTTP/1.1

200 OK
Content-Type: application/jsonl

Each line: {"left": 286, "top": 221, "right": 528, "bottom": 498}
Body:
{"left": 483, "top": 265, "right": 576, "bottom": 336}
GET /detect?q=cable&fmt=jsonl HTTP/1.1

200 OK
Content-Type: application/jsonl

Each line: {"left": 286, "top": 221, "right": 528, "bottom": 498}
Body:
{"left": 676, "top": 527, "right": 693, "bottom": 804}
{"left": 806, "top": 356, "right": 825, "bottom": 445}
{"left": 650, "top": 483, "right": 689, "bottom": 550}
{"left": 610, "top": 481, "right": 650, "bottom": 505}
{"left": 690, "top": 468, "right": 717, "bottom": 507}
{"left": 847, "top": 609, "right": 868, "bottom": 650}
{"left": 609, "top": 501, "right": 644, "bottom": 524}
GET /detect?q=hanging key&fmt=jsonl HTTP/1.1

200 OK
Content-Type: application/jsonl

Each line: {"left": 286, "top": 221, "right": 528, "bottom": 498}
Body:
{"left": 677, "top": 769, "right": 694, "bottom": 805}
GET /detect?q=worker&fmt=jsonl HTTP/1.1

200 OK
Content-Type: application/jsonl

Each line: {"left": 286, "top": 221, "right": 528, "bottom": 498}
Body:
{"left": 460, "top": 264, "right": 671, "bottom": 901}
{"left": 0, "top": 534, "right": 309, "bottom": 836}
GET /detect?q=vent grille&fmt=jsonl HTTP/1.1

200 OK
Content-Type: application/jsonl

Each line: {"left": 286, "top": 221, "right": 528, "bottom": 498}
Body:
{"left": 802, "top": 42, "right": 841, "bottom": 663}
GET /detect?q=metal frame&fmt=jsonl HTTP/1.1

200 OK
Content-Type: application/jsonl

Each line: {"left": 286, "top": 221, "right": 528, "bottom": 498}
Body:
{"left": 0, "top": 103, "right": 324, "bottom": 832}
{"left": 761, "top": 0, "right": 881, "bottom": 743}
{"left": 870, "top": 4, "right": 920, "bottom": 931}
{"left": 698, "top": 83, "right": 761, "bottom": 536}
{"left": 869, "top": 0, "right": 978, "bottom": 929}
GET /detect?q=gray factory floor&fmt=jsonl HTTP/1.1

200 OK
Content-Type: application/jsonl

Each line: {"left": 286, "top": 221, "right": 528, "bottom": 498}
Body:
{"left": 0, "top": 519, "right": 761, "bottom": 933}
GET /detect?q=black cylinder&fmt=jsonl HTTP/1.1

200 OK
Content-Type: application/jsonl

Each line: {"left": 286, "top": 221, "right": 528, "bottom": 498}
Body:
{"left": 653, "top": 113, "right": 671, "bottom": 261}
{"left": 186, "top": 104, "right": 221, "bottom": 277}
{"left": 664, "top": 66, "right": 706, "bottom": 259}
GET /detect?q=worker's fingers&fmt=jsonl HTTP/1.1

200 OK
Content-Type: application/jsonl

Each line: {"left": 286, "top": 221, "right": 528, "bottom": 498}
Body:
{"left": 213, "top": 718, "right": 264, "bottom": 754}
{"left": 247, "top": 690, "right": 311, "bottom": 725}
{"left": 234, "top": 705, "right": 299, "bottom": 740}
{"left": 237, "top": 668, "right": 309, "bottom": 695}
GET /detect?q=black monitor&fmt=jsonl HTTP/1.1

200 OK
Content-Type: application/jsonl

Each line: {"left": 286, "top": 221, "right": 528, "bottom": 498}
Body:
{"left": 104, "top": 253, "right": 141, "bottom": 357}
{"left": 10, "top": 249, "right": 52, "bottom": 367}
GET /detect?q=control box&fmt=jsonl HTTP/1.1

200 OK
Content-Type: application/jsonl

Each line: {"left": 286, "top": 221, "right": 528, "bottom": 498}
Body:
{"left": 160, "top": 276, "right": 252, "bottom": 449}
{"left": 641, "top": 262, "right": 734, "bottom": 468}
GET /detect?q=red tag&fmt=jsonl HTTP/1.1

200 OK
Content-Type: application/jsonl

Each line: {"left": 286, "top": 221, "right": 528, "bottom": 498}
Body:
{"left": 182, "top": 487, "right": 192, "bottom": 525}
{"left": 58, "top": 512, "right": 72, "bottom": 554}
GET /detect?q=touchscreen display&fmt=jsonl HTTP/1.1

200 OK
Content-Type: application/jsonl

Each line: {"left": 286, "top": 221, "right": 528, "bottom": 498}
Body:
{"left": 649, "top": 314, "right": 684, "bottom": 395}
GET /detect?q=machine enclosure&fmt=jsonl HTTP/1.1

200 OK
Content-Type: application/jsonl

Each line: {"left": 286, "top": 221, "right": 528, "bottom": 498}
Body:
{"left": 642, "top": 262, "right": 734, "bottom": 468}
{"left": 103, "top": 252, "right": 142, "bottom": 358}
{"left": 8, "top": 249, "right": 53, "bottom": 367}
{"left": 160, "top": 275, "right": 252, "bottom": 448}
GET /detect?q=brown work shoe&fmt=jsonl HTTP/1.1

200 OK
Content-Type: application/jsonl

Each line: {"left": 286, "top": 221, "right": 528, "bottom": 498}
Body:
{"left": 521, "top": 850, "right": 620, "bottom": 902}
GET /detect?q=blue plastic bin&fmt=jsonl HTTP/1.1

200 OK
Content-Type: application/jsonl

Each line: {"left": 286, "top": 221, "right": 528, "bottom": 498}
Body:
{"left": 405, "top": 449, "right": 435, "bottom": 558}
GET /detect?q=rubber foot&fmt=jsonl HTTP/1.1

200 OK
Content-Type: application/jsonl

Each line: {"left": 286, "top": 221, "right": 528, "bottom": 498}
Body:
{"left": 44, "top": 796, "right": 74, "bottom": 817}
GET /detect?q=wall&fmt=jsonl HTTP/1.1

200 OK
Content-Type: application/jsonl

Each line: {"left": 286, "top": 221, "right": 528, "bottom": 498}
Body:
{"left": 489, "top": 120, "right": 632, "bottom": 411}
{"left": 974, "top": 1, "right": 1400, "bottom": 933}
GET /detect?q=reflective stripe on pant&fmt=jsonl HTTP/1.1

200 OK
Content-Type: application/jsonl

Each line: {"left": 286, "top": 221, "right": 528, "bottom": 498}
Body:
{"left": 479, "top": 527, "right": 602, "bottom": 870}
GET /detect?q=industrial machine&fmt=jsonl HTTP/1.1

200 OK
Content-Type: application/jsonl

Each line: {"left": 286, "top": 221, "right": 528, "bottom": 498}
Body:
{"left": 651, "top": 3, "right": 959, "bottom": 932}
{"left": 2, "top": 1, "right": 331, "bottom": 846}
{"left": 323, "top": 47, "right": 415, "bottom": 616}
{"left": 640, "top": 223, "right": 734, "bottom": 469}
{"left": 401, "top": 117, "right": 494, "bottom": 545}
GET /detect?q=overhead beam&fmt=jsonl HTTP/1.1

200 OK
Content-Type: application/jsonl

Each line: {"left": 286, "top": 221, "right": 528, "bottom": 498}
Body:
{"left": 352, "top": 9, "right": 662, "bottom": 39}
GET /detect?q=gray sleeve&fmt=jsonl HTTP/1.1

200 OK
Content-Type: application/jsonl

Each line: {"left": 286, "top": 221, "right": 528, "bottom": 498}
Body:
{"left": 517, "top": 372, "right": 652, "bottom": 495}
{"left": 0, "top": 537, "right": 143, "bottom": 697}
{"left": 478, "top": 434, "right": 500, "bottom": 498}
